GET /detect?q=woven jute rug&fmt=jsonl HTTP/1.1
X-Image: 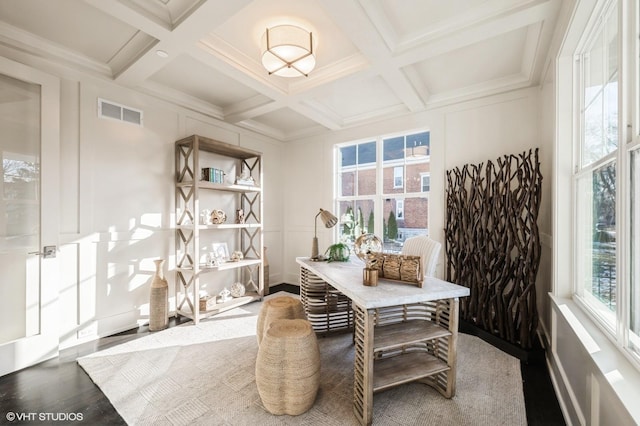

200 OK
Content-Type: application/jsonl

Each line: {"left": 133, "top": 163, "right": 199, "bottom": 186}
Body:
{"left": 78, "top": 293, "right": 526, "bottom": 425}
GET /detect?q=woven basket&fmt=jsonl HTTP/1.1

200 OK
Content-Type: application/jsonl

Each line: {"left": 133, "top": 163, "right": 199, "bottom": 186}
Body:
{"left": 382, "top": 255, "right": 401, "bottom": 280}
{"left": 256, "top": 296, "right": 306, "bottom": 345}
{"left": 255, "top": 319, "right": 320, "bottom": 415}
{"left": 399, "top": 255, "right": 421, "bottom": 283}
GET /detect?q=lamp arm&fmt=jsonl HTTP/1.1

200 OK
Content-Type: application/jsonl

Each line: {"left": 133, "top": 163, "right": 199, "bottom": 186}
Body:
{"left": 314, "top": 210, "right": 322, "bottom": 238}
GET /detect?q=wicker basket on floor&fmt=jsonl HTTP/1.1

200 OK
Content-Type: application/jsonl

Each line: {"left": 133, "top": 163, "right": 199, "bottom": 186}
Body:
{"left": 255, "top": 319, "right": 320, "bottom": 416}
{"left": 256, "top": 296, "right": 306, "bottom": 345}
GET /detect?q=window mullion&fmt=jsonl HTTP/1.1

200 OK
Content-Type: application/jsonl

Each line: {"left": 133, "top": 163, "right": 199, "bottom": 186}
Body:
{"left": 375, "top": 137, "right": 384, "bottom": 240}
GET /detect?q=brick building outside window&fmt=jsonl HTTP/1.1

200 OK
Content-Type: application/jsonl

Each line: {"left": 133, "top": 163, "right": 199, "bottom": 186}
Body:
{"left": 336, "top": 131, "right": 430, "bottom": 252}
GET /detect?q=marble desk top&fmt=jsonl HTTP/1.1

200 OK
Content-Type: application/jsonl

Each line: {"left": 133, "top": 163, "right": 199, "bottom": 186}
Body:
{"left": 296, "top": 256, "right": 469, "bottom": 310}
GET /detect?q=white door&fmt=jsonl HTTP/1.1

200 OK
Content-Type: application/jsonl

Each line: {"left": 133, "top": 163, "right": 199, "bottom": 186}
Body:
{"left": 0, "top": 57, "right": 60, "bottom": 376}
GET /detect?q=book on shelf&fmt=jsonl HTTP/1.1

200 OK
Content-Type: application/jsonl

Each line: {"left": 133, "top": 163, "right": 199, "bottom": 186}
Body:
{"left": 201, "top": 167, "right": 226, "bottom": 183}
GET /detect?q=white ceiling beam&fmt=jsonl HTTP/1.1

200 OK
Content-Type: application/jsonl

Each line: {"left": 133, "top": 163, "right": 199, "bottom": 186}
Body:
{"left": 224, "top": 96, "right": 282, "bottom": 123}
{"left": 110, "top": 0, "right": 252, "bottom": 86}
{"left": 82, "top": 0, "right": 172, "bottom": 39}
{"left": 393, "top": 0, "right": 556, "bottom": 68}
{"left": 319, "top": 0, "right": 424, "bottom": 115}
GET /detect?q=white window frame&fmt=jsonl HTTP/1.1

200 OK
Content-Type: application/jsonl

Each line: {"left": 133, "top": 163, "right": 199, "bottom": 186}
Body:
{"left": 571, "top": 0, "right": 640, "bottom": 365}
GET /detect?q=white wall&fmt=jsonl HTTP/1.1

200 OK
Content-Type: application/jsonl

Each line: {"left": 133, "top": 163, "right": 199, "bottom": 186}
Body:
{"left": 0, "top": 43, "right": 287, "bottom": 349}
{"left": 284, "top": 87, "right": 553, "bottom": 297}
{"left": 54, "top": 77, "right": 286, "bottom": 348}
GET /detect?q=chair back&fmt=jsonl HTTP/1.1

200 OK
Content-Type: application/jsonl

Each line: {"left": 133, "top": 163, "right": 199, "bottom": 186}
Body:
{"left": 401, "top": 236, "right": 442, "bottom": 278}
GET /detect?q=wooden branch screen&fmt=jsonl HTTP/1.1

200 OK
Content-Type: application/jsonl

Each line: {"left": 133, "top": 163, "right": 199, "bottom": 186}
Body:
{"left": 445, "top": 149, "right": 542, "bottom": 349}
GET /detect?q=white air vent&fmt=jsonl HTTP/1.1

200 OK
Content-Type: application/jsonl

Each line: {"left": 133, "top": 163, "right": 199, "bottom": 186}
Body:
{"left": 98, "top": 98, "right": 143, "bottom": 126}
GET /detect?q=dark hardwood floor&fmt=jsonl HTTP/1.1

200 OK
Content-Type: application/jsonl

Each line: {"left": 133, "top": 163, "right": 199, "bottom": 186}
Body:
{"left": 0, "top": 284, "right": 564, "bottom": 425}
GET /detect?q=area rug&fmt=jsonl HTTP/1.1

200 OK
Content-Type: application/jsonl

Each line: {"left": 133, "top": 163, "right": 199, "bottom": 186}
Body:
{"left": 78, "top": 293, "right": 526, "bottom": 425}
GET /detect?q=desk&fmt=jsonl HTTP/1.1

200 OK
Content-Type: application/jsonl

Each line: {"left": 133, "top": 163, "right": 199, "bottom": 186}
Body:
{"left": 297, "top": 257, "right": 469, "bottom": 425}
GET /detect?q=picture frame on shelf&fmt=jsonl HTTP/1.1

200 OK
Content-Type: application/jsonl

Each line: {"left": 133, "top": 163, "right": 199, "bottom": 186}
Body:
{"left": 212, "top": 242, "right": 229, "bottom": 262}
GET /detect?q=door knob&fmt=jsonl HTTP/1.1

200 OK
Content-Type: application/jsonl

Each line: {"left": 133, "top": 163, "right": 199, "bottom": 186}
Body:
{"left": 28, "top": 245, "right": 57, "bottom": 259}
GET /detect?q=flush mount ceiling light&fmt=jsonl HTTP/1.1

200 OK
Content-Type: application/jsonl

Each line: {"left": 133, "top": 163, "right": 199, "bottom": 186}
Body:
{"left": 261, "top": 24, "right": 316, "bottom": 77}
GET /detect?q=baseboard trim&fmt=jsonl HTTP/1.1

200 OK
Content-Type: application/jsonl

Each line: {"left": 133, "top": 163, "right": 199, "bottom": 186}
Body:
{"left": 458, "top": 320, "right": 545, "bottom": 363}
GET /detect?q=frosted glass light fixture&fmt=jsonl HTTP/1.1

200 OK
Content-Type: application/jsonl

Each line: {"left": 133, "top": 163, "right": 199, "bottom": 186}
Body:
{"left": 261, "top": 25, "right": 316, "bottom": 77}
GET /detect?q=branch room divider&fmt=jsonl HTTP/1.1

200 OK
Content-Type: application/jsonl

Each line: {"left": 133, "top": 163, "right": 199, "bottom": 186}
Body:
{"left": 445, "top": 149, "right": 542, "bottom": 350}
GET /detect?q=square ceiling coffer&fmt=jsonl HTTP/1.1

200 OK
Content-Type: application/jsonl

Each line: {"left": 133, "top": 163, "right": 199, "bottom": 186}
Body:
{"left": 98, "top": 98, "right": 143, "bottom": 126}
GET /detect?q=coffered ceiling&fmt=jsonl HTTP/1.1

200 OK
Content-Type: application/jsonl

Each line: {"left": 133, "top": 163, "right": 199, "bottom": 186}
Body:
{"left": 0, "top": 0, "right": 563, "bottom": 141}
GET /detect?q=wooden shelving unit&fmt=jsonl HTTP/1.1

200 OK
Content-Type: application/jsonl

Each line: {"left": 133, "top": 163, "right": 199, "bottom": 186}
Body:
{"left": 175, "top": 134, "right": 263, "bottom": 324}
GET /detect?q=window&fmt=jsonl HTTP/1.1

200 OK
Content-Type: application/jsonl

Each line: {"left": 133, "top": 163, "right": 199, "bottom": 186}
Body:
{"left": 336, "top": 131, "right": 430, "bottom": 252}
{"left": 393, "top": 167, "right": 403, "bottom": 188}
{"left": 421, "top": 173, "right": 430, "bottom": 192}
{"left": 396, "top": 199, "right": 404, "bottom": 219}
{"left": 573, "top": 0, "right": 640, "bottom": 362}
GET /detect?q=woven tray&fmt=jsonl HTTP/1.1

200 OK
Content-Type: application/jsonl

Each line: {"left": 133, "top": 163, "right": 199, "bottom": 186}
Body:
{"left": 376, "top": 253, "right": 422, "bottom": 287}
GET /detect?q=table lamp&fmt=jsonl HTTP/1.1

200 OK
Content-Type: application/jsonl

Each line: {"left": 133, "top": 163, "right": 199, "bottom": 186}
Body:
{"left": 311, "top": 208, "right": 338, "bottom": 260}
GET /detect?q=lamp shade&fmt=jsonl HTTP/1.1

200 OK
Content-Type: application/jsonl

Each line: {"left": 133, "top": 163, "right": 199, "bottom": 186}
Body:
{"left": 311, "top": 208, "right": 338, "bottom": 259}
{"left": 261, "top": 25, "right": 316, "bottom": 77}
{"left": 318, "top": 208, "right": 338, "bottom": 228}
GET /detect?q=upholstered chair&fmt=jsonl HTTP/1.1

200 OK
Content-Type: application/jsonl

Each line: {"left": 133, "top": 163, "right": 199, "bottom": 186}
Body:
{"left": 401, "top": 235, "right": 442, "bottom": 278}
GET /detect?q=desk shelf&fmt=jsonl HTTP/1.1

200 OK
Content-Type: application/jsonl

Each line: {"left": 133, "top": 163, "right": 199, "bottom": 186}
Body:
{"left": 373, "top": 351, "right": 450, "bottom": 393}
{"left": 373, "top": 320, "right": 451, "bottom": 352}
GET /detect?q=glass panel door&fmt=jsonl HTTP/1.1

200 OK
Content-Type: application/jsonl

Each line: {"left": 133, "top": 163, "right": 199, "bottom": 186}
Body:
{"left": 0, "top": 58, "right": 59, "bottom": 377}
{"left": 0, "top": 74, "right": 41, "bottom": 345}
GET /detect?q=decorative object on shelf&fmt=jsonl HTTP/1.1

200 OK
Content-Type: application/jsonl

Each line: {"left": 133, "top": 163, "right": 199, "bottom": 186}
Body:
{"left": 311, "top": 208, "right": 338, "bottom": 260}
{"left": 353, "top": 233, "right": 383, "bottom": 260}
{"left": 219, "top": 287, "right": 232, "bottom": 303}
{"left": 200, "top": 209, "right": 212, "bottom": 225}
{"left": 149, "top": 259, "right": 168, "bottom": 331}
{"left": 210, "top": 209, "right": 227, "bottom": 224}
{"left": 324, "top": 242, "right": 350, "bottom": 262}
{"left": 261, "top": 24, "right": 316, "bottom": 78}
{"left": 230, "top": 282, "right": 246, "bottom": 298}
{"left": 212, "top": 242, "right": 229, "bottom": 262}
{"left": 199, "top": 295, "right": 216, "bottom": 311}
{"left": 201, "top": 167, "right": 226, "bottom": 183}
{"left": 236, "top": 208, "right": 245, "bottom": 224}
{"left": 206, "top": 252, "right": 219, "bottom": 267}
{"left": 235, "top": 164, "right": 255, "bottom": 186}
{"left": 230, "top": 250, "right": 244, "bottom": 262}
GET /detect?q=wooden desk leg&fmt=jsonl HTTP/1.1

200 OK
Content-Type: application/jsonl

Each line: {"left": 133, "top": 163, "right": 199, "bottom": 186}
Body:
{"left": 353, "top": 304, "right": 374, "bottom": 425}
{"left": 446, "top": 297, "right": 459, "bottom": 398}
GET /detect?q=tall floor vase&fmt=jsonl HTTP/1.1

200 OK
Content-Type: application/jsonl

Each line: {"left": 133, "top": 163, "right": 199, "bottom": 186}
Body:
{"left": 263, "top": 246, "right": 269, "bottom": 296}
{"left": 149, "top": 259, "right": 168, "bottom": 331}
